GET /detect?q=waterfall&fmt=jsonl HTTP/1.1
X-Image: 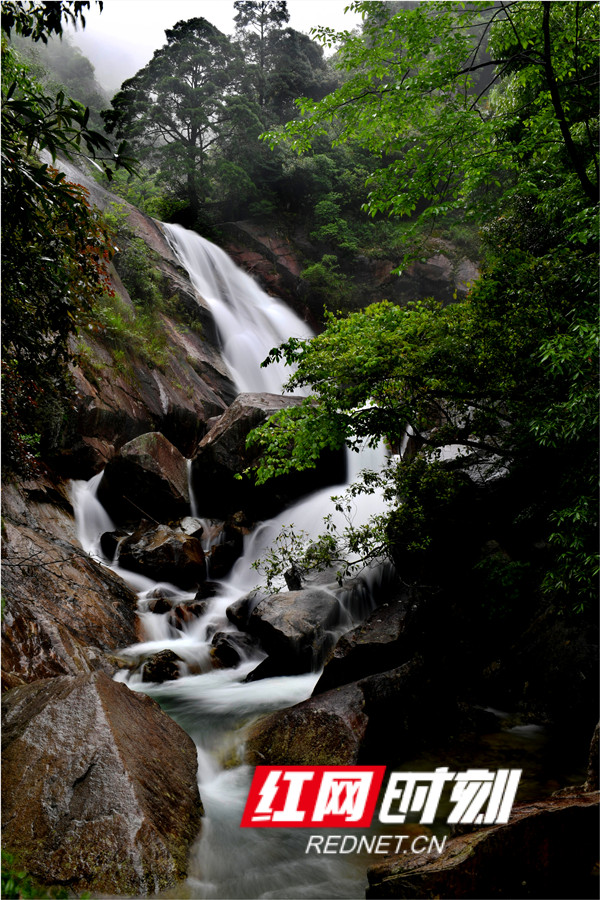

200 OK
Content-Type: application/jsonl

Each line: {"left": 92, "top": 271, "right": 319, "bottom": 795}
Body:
{"left": 71, "top": 224, "right": 390, "bottom": 899}
{"left": 163, "top": 222, "right": 313, "bottom": 395}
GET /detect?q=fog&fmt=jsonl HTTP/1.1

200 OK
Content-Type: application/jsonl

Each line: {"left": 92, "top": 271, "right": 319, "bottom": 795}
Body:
{"left": 69, "top": 0, "right": 362, "bottom": 95}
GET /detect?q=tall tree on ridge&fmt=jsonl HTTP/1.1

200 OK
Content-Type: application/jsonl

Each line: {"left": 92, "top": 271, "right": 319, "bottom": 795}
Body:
{"left": 102, "top": 18, "right": 244, "bottom": 219}
{"left": 234, "top": 0, "right": 290, "bottom": 109}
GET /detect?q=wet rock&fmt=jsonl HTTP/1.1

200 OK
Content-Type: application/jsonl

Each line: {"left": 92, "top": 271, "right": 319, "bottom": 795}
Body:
{"left": 169, "top": 601, "right": 209, "bottom": 630}
{"left": 211, "top": 632, "right": 257, "bottom": 668}
{"left": 99, "top": 528, "right": 128, "bottom": 561}
{"left": 190, "top": 392, "right": 345, "bottom": 519}
{"left": 97, "top": 431, "right": 190, "bottom": 526}
{"left": 247, "top": 588, "right": 341, "bottom": 674}
{"left": 226, "top": 591, "right": 263, "bottom": 629}
{"left": 142, "top": 650, "right": 184, "bottom": 683}
{"left": 246, "top": 682, "right": 368, "bottom": 766}
{"left": 366, "top": 793, "right": 600, "bottom": 899}
{"left": 315, "top": 592, "right": 415, "bottom": 694}
{"left": 195, "top": 581, "right": 221, "bottom": 601}
{"left": 178, "top": 516, "right": 205, "bottom": 538}
{"left": 1, "top": 480, "right": 140, "bottom": 690}
{"left": 207, "top": 537, "right": 243, "bottom": 579}
{"left": 244, "top": 655, "right": 286, "bottom": 682}
{"left": 118, "top": 523, "right": 205, "bottom": 589}
{"left": 244, "top": 658, "right": 458, "bottom": 766}
{"left": 147, "top": 589, "right": 179, "bottom": 615}
{"left": 223, "top": 221, "right": 304, "bottom": 313}
{"left": 1, "top": 672, "right": 203, "bottom": 896}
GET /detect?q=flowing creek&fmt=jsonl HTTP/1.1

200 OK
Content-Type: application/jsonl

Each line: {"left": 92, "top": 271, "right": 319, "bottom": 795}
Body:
{"left": 71, "top": 225, "right": 580, "bottom": 899}
{"left": 71, "top": 224, "right": 392, "bottom": 898}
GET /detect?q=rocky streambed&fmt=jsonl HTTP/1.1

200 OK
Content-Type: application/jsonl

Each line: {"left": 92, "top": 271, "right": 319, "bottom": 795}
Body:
{"left": 2, "top": 184, "right": 598, "bottom": 899}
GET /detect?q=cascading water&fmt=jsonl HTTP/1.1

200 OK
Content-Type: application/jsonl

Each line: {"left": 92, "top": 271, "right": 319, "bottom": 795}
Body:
{"left": 162, "top": 223, "right": 314, "bottom": 395}
{"left": 71, "top": 224, "right": 390, "bottom": 899}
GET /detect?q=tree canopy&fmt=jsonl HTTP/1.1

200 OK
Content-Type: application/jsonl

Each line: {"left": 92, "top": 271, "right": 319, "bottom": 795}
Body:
{"left": 100, "top": 6, "right": 341, "bottom": 224}
{"left": 234, "top": 0, "right": 290, "bottom": 109}
{"left": 102, "top": 17, "right": 247, "bottom": 218}
{"left": 264, "top": 1, "right": 598, "bottom": 245}
{"left": 252, "top": 0, "right": 599, "bottom": 610}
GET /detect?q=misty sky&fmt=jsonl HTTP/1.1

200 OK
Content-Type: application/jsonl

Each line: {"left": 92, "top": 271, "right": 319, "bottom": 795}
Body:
{"left": 70, "top": 1, "right": 362, "bottom": 94}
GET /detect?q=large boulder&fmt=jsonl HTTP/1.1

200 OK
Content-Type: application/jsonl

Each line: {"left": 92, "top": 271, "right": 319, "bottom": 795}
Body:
{"left": 245, "top": 659, "right": 430, "bottom": 766}
{"left": 246, "top": 588, "right": 341, "bottom": 675}
{"left": 190, "top": 392, "right": 345, "bottom": 519}
{"left": 1, "top": 479, "right": 141, "bottom": 690}
{"left": 245, "top": 682, "right": 368, "bottom": 766}
{"left": 141, "top": 649, "right": 184, "bottom": 683}
{"left": 97, "top": 431, "right": 190, "bottom": 526}
{"left": 366, "top": 793, "right": 600, "bottom": 899}
{"left": 118, "top": 522, "right": 205, "bottom": 589}
{"left": 1, "top": 672, "right": 203, "bottom": 896}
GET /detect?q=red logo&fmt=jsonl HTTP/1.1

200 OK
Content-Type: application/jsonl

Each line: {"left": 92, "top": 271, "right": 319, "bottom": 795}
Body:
{"left": 240, "top": 766, "right": 386, "bottom": 828}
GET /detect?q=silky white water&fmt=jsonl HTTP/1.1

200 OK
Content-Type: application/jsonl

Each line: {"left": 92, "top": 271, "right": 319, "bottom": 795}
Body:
{"left": 162, "top": 223, "right": 314, "bottom": 395}
{"left": 72, "top": 225, "right": 391, "bottom": 898}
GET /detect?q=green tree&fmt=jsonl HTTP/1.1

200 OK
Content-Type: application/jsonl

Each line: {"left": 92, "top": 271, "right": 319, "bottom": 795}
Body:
{"left": 264, "top": 1, "right": 598, "bottom": 246}
{"left": 234, "top": 0, "right": 290, "bottom": 109}
{"left": 252, "top": 1, "right": 599, "bottom": 610}
{"left": 102, "top": 18, "right": 247, "bottom": 220}
{"left": 265, "top": 26, "right": 335, "bottom": 124}
{"left": 1, "top": 1, "right": 133, "bottom": 471}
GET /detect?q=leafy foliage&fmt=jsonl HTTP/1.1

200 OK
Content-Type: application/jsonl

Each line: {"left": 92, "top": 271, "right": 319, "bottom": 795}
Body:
{"left": 102, "top": 17, "right": 250, "bottom": 220}
{"left": 1, "top": 1, "right": 134, "bottom": 471}
{"left": 234, "top": 0, "right": 290, "bottom": 109}
{"left": 100, "top": 4, "right": 346, "bottom": 226}
{"left": 252, "top": 1, "right": 599, "bottom": 610}
{"left": 264, "top": 1, "right": 598, "bottom": 249}
{"left": 1, "top": 1, "right": 100, "bottom": 44}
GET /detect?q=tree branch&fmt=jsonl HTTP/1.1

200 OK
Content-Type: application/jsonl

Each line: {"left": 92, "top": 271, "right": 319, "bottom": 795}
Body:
{"left": 542, "top": 1, "right": 598, "bottom": 203}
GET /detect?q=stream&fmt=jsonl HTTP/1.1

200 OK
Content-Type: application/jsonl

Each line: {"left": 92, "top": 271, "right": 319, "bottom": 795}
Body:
{"left": 70, "top": 225, "right": 581, "bottom": 899}
{"left": 71, "top": 223, "right": 391, "bottom": 899}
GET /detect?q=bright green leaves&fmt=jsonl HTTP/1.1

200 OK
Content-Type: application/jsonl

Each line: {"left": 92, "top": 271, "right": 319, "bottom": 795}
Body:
{"left": 264, "top": 1, "right": 598, "bottom": 250}
{"left": 252, "top": 232, "right": 598, "bottom": 607}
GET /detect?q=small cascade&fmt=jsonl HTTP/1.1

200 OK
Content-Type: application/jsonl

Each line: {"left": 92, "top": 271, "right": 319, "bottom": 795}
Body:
{"left": 71, "top": 224, "right": 392, "bottom": 898}
{"left": 71, "top": 471, "right": 114, "bottom": 560}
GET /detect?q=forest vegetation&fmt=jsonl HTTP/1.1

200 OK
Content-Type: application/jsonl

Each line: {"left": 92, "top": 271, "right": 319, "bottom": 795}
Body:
{"left": 1, "top": 1, "right": 598, "bottom": 896}
{"left": 2, "top": 0, "right": 598, "bottom": 608}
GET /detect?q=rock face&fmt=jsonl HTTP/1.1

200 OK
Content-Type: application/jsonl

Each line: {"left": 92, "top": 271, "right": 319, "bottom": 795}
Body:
{"left": 1, "top": 672, "right": 203, "bottom": 896}
{"left": 366, "top": 793, "right": 600, "bottom": 899}
{"left": 1, "top": 479, "right": 141, "bottom": 691}
{"left": 97, "top": 431, "right": 190, "bottom": 526}
{"left": 191, "top": 392, "right": 345, "bottom": 518}
{"left": 246, "top": 588, "right": 341, "bottom": 675}
{"left": 46, "top": 163, "right": 237, "bottom": 477}
{"left": 246, "top": 682, "right": 368, "bottom": 766}
{"left": 222, "top": 221, "right": 479, "bottom": 324}
{"left": 118, "top": 523, "right": 205, "bottom": 589}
